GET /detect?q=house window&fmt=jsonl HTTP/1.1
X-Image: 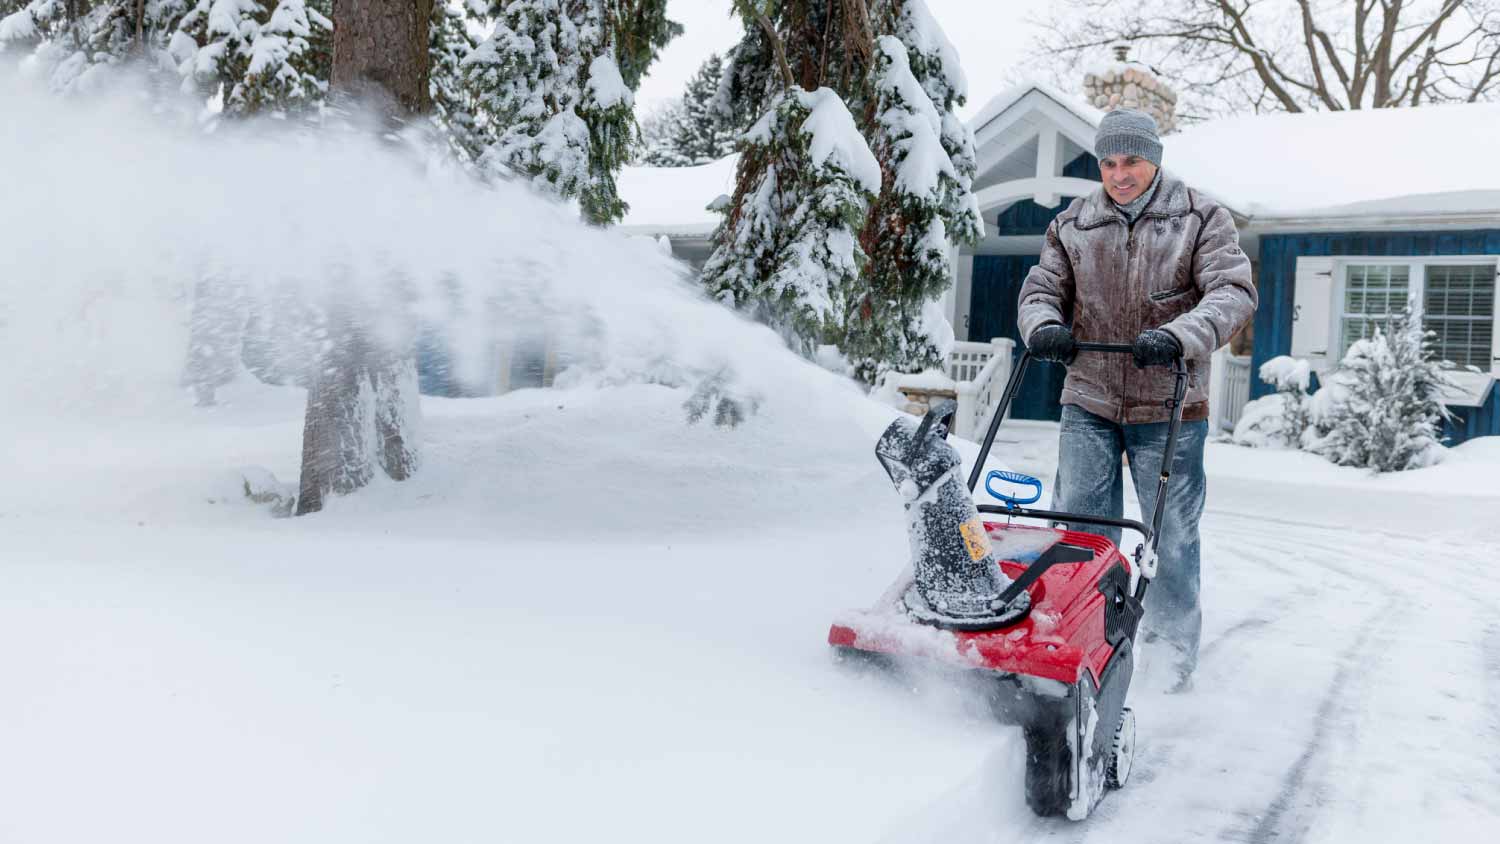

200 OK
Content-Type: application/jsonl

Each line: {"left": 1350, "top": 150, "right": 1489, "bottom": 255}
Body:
{"left": 1336, "top": 260, "right": 1498, "bottom": 370}
{"left": 1423, "top": 264, "right": 1495, "bottom": 370}
{"left": 1340, "top": 264, "right": 1410, "bottom": 354}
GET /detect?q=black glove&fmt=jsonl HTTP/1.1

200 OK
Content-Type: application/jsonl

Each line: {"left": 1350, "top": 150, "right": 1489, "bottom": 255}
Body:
{"left": 1027, "top": 324, "right": 1078, "bottom": 365}
{"left": 1132, "top": 329, "right": 1182, "bottom": 369}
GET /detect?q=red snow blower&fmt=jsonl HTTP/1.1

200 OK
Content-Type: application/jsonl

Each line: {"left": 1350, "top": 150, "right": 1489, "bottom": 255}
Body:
{"left": 828, "top": 343, "right": 1188, "bottom": 820}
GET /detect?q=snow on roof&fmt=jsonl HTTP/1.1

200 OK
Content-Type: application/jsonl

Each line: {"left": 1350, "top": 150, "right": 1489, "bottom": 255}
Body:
{"left": 1269, "top": 190, "right": 1500, "bottom": 223}
{"left": 1166, "top": 102, "right": 1500, "bottom": 217}
{"left": 617, "top": 155, "right": 738, "bottom": 237}
{"left": 618, "top": 89, "right": 1500, "bottom": 233}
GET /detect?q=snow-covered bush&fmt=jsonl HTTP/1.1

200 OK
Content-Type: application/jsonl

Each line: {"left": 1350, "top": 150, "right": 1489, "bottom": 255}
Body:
{"left": 1307, "top": 310, "right": 1453, "bottom": 472}
{"left": 1233, "top": 355, "right": 1312, "bottom": 448}
{"left": 1236, "top": 311, "right": 1454, "bottom": 472}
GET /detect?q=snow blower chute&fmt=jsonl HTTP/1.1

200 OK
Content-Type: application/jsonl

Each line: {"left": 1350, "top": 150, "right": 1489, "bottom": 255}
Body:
{"left": 829, "top": 343, "right": 1189, "bottom": 820}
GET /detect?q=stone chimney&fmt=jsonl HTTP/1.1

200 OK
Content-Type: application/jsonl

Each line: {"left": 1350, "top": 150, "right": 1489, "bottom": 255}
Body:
{"left": 1083, "top": 43, "right": 1179, "bottom": 134}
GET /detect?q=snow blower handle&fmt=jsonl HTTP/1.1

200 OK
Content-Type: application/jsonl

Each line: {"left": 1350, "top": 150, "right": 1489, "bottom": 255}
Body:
{"left": 966, "top": 344, "right": 1189, "bottom": 564}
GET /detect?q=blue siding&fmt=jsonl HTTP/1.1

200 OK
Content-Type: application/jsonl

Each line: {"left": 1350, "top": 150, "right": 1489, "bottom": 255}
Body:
{"left": 1253, "top": 229, "right": 1500, "bottom": 442}
{"left": 1444, "top": 385, "right": 1500, "bottom": 443}
{"left": 992, "top": 153, "right": 1100, "bottom": 236}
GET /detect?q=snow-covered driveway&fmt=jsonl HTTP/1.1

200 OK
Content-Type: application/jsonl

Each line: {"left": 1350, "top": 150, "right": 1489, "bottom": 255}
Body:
{"left": 2, "top": 388, "right": 1497, "bottom": 843}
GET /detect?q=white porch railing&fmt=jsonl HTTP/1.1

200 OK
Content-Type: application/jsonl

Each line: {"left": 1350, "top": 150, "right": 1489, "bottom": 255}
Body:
{"left": 952, "top": 339, "right": 1016, "bottom": 440}
{"left": 1215, "top": 353, "right": 1252, "bottom": 432}
{"left": 892, "top": 339, "right": 1015, "bottom": 441}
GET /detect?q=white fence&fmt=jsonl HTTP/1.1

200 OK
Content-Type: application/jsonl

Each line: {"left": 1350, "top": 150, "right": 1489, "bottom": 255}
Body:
{"left": 1215, "top": 353, "right": 1252, "bottom": 433}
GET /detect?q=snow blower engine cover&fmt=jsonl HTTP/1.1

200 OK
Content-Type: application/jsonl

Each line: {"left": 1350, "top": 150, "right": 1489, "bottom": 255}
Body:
{"left": 875, "top": 400, "right": 1028, "bottom": 629}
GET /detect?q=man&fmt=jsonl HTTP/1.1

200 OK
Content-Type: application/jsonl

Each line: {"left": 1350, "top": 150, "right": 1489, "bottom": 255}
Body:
{"left": 1017, "top": 109, "right": 1257, "bottom": 688}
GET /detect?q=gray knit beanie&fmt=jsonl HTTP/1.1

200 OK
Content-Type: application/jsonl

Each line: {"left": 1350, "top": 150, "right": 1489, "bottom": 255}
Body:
{"left": 1095, "top": 109, "right": 1162, "bottom": 166}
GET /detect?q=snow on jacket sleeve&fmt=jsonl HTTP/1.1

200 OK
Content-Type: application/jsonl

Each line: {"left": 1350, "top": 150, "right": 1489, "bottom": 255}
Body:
{"left": 1162, "top": 205, "right": 1257, "bottom": 358}
{"left": 1016, "top": 216, "right": 1075, "bottom": 345}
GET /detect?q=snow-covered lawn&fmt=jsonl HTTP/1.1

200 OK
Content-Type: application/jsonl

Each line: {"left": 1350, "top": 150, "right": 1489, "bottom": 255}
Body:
{"left": 3, "top": 379, "right": 1497, "bottom": 844}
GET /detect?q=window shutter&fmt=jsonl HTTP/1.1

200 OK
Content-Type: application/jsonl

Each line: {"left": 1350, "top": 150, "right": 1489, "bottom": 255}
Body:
{"left": 1290, "top": 256, "right": 1334, "bottom": 365}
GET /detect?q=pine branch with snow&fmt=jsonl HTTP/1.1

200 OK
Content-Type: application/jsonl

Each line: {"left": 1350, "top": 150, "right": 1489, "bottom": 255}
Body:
{"left": 1, "top": 0, "right": 192, "bottom": 93}
{"left": 169, "top": 0, "right": 260, "bottom": 106}
{"left": 702, "top": 87, "right": 880, "bottom": 355}
{"left": 841, "top": 26, "right": 976, "bottom": 384}
{"left": 463, "top": 0, "right": 674, "bottom": 225}
{"left": 236, "top": 0, "right": 326, "bottom": 115}
{"left": 707, "top": 1, "right": 982, "bottom": 383}
{"left": 428, "top": 0, "right": 488, "bottom": 163}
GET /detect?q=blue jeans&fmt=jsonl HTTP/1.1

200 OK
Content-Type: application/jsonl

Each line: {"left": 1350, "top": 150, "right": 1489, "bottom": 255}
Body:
{"left": 1052, "top": 405, "right": 1208, "bottom": 671}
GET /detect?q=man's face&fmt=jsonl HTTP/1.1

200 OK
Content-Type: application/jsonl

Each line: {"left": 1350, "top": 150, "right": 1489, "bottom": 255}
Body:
{"left": 1099, "top": 155, "right": 1158, "bottom": 205}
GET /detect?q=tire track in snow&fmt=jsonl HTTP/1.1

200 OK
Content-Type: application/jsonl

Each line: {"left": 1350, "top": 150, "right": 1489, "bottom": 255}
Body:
{"left": 1228, "top": 596, "right": 1398, "bottom": 844}
{"left": 1205, "top": 512, "right": 1500, "bottom": 843}
{"left": 1201, "top": 515, "right": 1404, "bottom": 844}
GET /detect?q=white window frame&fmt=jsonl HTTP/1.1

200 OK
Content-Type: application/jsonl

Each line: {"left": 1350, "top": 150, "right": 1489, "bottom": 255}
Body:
{"left": 1330, "top": 255, "right": 1499, "bottom": 372}
{"left": 1332, "top": 254, "right": 1494, "bottom": 404}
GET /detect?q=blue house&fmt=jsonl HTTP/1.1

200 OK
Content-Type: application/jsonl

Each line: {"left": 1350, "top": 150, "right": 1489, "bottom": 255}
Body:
{"left": 620, "top": 66, "right": 1500, "bottom": 443}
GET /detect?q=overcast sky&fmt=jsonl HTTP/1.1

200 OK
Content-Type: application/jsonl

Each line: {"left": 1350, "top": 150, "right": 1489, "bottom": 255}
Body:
{"left": 635, "top": 1, "right": 1063, "bottom": 120}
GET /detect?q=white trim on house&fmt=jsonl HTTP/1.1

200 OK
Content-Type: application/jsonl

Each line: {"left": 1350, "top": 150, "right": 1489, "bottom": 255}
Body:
{"left": 974, "top": 176, "right": 1102, "bottom": 215}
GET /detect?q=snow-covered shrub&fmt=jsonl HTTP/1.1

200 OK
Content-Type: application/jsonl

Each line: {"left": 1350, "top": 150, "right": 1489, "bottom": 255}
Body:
{"left": 1234, "top": 355, "right": 1313, "bottom": 448}
{"left": 1231, "top": 393, "right": 1294, "bottom": 448}
{"left": 1307, "top": 310, "right": 1453, "bottom": 472}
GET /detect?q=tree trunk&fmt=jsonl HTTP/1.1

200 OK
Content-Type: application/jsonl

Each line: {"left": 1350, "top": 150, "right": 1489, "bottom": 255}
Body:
{"left": 297, "top": 0, "right": 431, "bottom": 515}
{"left": 331, "top": 0, "right": 434, "bottom": 117}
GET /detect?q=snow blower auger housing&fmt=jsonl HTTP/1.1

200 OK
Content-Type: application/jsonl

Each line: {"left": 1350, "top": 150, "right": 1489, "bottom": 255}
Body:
{"left": 829, "top": 343, "right": 1189, "bottom": 821}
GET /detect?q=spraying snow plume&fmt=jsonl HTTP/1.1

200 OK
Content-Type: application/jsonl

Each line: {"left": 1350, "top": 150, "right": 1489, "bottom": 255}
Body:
{"left": 0, "top": 70, "right": 855, "bottom": 428}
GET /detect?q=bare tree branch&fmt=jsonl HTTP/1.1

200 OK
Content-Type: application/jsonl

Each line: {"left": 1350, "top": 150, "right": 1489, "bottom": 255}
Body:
{"left": 1029, "top": 0, "right": 1500, "bottom": 118}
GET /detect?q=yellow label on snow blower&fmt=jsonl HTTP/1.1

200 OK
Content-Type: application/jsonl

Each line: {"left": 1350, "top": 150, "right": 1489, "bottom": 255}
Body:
{"left": 959, "top": 517, "right": 992, "bottom": 562}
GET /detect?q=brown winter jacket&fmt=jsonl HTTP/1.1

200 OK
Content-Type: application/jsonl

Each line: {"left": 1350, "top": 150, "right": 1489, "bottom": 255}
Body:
{"left": 1017, "top": 171, "right": 1257, "bottom": 424}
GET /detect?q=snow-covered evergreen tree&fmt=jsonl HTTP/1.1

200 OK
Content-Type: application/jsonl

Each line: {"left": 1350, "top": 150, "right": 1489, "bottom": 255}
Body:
{"left": 705, "top": 0, "right": 982, "bottom": 380}
{"left": 1, "top": 1, "right": 75, "bottom": 60}
{"left": 1310, "top": 309, "right": 1453, "bottom": 472}
{"left": 636, "top": 97, "right": 684, "bottom": 165}
{"left": 463, "top": 0, "right": 677, "bottom": 225}
{"left": 652, "top": 52, "right": 739, "bottom": 166}
{"left": 701, "top": 86, "right": 881, "bottom": 353}
{"left": 428, "top": 0, "right": 486, "bottom": 162}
